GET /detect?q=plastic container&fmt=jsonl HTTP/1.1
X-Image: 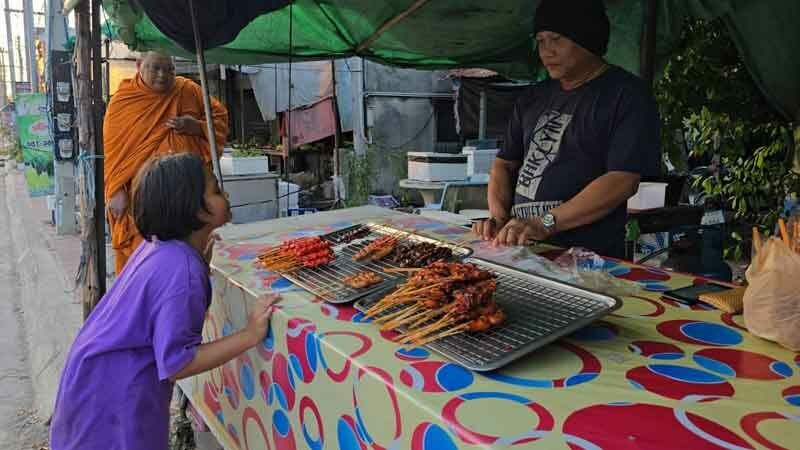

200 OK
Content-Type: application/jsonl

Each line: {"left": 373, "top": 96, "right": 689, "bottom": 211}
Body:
{"left": 407, "top": 152, "right": 467, "bottom": 182}
{"left": 628, "top": 182, "right": 668, "bottom": 210}
{"left": 220, "top": 155, "right": 270, "bottom": 176}
{"left": 278, "top": 181, "right": 300, "bottom": 217}
{"left": 462, "top": 146, "right": 498, "bottom": 177}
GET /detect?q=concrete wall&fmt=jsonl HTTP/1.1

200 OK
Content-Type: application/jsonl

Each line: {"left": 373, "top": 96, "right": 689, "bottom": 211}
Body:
{"left": 362, "top": 61, "right": 452, "bottom": 196}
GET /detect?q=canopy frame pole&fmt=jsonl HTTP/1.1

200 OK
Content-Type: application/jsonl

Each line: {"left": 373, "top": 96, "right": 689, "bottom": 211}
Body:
{"left": 640, "top": 0, "right": 658, "bottom": 85}
{"left": 188, "top": 0, "right": 224, "bottom": 189}
{"left": 355, "top": 0, "right": 431, "bottom": 53}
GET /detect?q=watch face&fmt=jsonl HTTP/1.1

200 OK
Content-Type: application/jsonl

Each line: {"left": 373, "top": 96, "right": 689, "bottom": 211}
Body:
{"left": 541, "top": 213, "right": 555, "bottom": 228}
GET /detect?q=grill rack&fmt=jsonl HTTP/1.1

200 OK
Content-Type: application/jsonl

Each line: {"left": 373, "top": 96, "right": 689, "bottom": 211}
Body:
{"left": 354, "top": 257, "right": 621, "bottom": 371}
{"left": 276, "top": 223, "right": 472, "bottom": 304}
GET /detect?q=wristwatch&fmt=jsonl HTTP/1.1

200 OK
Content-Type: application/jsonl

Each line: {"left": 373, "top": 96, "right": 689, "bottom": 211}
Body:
{"left": 539, "top": 212, "right": 557, "bottom": 235}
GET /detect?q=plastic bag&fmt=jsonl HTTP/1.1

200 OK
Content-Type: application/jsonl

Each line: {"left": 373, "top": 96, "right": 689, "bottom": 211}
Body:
{"left": 743, "top": 237, "right": 800, "bottom": 351}
{"left": 552, "top": 248, "right": 642, "bottom": 298}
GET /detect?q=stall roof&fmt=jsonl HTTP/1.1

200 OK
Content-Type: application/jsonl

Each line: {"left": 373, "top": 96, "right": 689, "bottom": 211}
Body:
{"left": 102, "top": 0, "right": 800, "bottom": 120}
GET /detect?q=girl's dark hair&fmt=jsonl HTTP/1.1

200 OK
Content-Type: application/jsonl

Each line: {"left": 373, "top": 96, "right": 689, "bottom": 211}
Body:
{"left": 132, "top": 153, "right": 208, "bottom": 241}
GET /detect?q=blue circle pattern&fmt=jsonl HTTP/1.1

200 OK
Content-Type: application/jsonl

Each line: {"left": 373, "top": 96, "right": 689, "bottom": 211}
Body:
{"left": 262, "top": 326, "right": 274, "bottom": 351}
{"left": 354, "top": 407, "right": 373, "bottom": 445}
{"left": 396, "top": 347, "right": 430, "bottom": 360}
{"left": 337, "top": 417, "right": 361, "bottom": 450}
{"left": 648, "top": 364, "right": 726, "bottom": 384}
{"left": 306, "top": 333, "right": 319, "bottom": 373}
{"left": 786, "top": 395, "right": 800, "bottom": 407}
{"left": 273, "top": 409, "right": 291, "bottom": 437}
{"left": 222, "top": 321, "right": 234, "bottom": 337}
{"left": 269, "top": 383, "right": 289, "bottom": 410}
{"left": 570, "top": 324, "right": 616, "bottom": 341}
{"left": 239, "top": 363, "right": 255, "bottom": 400}
{"left": 422, "top": 424, "right": 458, "bottom": 450}
{"left": 681, "top": 322, "right": 743, "bottom": 346}
{"left": 483, "top": 370, "right": 598, "bottom": 388}
{"left": 693, "top": 355, "right": 736, "bottom": 377}
{"left": 771, "top": 361, "right": 793, "bottom": 378}
{"left": 437, "top": 364, "right": 474, "bottom": 392}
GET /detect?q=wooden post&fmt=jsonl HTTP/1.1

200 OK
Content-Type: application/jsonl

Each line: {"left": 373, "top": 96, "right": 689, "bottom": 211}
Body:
{"left": 74, "top": 0, "right": 101, "bottom": 319}
{"left": 793, "top": 123, "right": 800, "bottom": 175}
{"left": 90, "top": 0, "right": 107, "bottom": 299}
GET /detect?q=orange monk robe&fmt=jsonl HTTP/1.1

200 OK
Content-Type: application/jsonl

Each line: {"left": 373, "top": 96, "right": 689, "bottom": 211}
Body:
{"left": 103, "top": 75, "right": 229, "bottom": 274}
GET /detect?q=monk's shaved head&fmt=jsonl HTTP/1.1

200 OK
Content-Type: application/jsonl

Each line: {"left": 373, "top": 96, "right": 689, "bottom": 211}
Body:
{"left": 137, "top": 52, "right": 176, "bottom": 93}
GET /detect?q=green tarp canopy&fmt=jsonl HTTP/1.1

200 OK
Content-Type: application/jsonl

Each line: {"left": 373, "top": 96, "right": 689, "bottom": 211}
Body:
{"left": 103, "top": 0, "right": 800, "bottom": 122}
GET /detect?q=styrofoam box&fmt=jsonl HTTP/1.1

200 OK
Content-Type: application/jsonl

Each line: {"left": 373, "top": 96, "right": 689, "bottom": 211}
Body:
{"left": 628, "top": 182, "right": 668, "bottom": 210}
{"left": 407, "top": 152, "right": 467, "bottom": 182}
{"left": 462, "top": 147, "right": 499, "bottom": 177}
{"left": 278, "top": 181, "right": 300, "bottom": 217}
{"left": 220, "top": 155, "right": 270, "bottom": 176}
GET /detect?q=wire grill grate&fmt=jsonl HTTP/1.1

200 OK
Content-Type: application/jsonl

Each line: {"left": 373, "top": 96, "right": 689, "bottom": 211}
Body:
{"left": 277, "top": 223, "right": 472, "bottom": 304}
{"left": 355, "top": 257, "right": 621, "bottom": 371}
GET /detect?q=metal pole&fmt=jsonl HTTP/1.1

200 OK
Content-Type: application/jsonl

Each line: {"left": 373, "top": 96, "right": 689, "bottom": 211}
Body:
{"left": 22, "top": 0, "right": 36, "bottom": 92}
{"left": 90, "top": 0, "right": 106, "bottom": 296}
{"left": 640, "top": 0, "right": 658, "bottom": 85}
{"left": 188, "top": 0, "right": 224, "bottom": 188}
{"left": 478, "top": 90, "right": 487, "bottom": 140}
{"left": 238, "top": 65, "right": 245, "bottom": 142}
{"left": 4, "top": 0, "right": 16, "bottom": 99}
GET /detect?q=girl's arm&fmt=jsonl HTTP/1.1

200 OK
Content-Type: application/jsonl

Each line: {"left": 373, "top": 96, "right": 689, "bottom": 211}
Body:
{"left": 170, "top": 295, "right": 279, "bottom": 381}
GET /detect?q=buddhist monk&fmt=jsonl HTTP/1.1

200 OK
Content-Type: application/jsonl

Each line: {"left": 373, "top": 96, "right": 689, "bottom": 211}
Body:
{"left": 104, "top": 51, "right": 229, "bottom": 274}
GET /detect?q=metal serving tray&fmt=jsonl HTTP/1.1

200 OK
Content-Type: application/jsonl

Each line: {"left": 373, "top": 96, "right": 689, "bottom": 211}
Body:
{"left": 354, "top": 257, "right": 621, "bottom": 371}
{"left": 278, "top": 223, "right": 472, "bottom": 304}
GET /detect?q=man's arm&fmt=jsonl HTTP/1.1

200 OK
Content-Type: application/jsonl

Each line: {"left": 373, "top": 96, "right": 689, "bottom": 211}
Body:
{"left": 493, "top": 171, "right": 639, "bottom": 246}
{"left": 473, "top": 158, "right": 521, "bottom": 240}
{"left": 550, "top": 171, "right": 639, "bottom": 232}
{"left": 489, "top": 158, "right": 521, "bottom": 222}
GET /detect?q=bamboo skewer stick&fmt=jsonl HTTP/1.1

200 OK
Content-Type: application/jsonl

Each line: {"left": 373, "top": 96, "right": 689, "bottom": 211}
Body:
{"left": 406, "top": 323, "right": 470, "bottom": 349}
{"left": 778, "top": 218, "right": 790, "bottom": 246}
{"left": 752, "top": 227, "right": 762, "bottom": 255}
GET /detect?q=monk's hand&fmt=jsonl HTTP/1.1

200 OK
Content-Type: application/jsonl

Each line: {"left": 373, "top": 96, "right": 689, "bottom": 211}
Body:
{"left": 108, "top": 189, "right": 128, "bottom": 218}
{"left": 493, "top": 218, "right": 549, "bottom": 246}
{"left": 166, "top": 115, "right": 204, "bottom": 136}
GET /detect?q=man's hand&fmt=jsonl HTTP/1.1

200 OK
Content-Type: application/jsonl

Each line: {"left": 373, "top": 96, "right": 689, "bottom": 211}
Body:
{"left": 244, "top": 294, "right": 281, "bottom": 346}
{"left": 493, "top": 217, "right": 552, "bottom": 246}
{"left": 166, "top": 115, "right": 204, "bottom": 136}
{"left": 108, "top": 189, "right": 128, "bottom": 218}
{"left": 472, "top": 217, "right": 509, "bottom": 241}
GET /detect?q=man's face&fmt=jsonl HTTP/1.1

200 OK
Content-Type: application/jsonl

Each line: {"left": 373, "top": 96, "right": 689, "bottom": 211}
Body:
{"left": 137, "top": 53, "right": 176, "bottom": 93}
{"left": 535, "top": 31, "right": 594, "bottom": 80}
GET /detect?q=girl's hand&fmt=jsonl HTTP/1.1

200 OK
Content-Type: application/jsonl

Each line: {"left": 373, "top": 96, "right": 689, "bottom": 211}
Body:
{"left": 245, "top": 294, "right": 281, "bottom": 346}
{"left": 203, "top": 233, "right": 221, "bottom": 265}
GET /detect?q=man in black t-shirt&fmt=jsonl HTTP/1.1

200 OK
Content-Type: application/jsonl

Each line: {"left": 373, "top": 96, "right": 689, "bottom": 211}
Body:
{"left": 473, "top": 0, "right": 660, "bottom": 258}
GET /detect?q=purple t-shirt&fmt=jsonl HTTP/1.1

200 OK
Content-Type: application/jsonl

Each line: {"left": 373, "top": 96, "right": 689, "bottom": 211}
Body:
{"left": 50, "top": 239, "right": 210, "bottom": 450}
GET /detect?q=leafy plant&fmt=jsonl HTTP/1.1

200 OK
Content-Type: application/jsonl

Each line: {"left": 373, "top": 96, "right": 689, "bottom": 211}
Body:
{"left": 230, "top": 138, "right": 264, "bottom": 158}
{"left": 345, "top": 149, "right": 372, "bottom": 207}
{"left": 655, "top": 18, "right": 800, "bottom": 259}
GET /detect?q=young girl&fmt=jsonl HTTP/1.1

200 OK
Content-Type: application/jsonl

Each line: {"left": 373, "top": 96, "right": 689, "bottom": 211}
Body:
{"left": 49, "top": 153, "right": 278, "bottom": 450}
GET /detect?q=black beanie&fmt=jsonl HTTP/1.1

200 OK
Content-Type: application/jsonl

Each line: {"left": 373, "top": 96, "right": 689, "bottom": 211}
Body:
{"left": 534, "top": 0, "right": 610, "bottom": 56}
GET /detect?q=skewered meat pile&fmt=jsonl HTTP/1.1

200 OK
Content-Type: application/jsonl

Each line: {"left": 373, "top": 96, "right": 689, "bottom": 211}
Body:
{"left": 329, "top": 225, "right": 371, "bottom": 244}
{"left": 364, "top": 262, "right": 505, "bottom": 348}
{"left": 256, "top": 236, "right": 334, "bottom": 271}
{"left": 389, "top": 242, "right": 453, "bottom": 268}
{"left": 343, "top": 271, "right": 383, "bottom": 289}
{"left": 353, "top": 236, "right": 398, "bottom": 262}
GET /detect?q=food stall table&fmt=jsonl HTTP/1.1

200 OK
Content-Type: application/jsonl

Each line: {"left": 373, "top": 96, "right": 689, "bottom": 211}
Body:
{"left": 180, "top": 206, "right": 799, "bottom": 450}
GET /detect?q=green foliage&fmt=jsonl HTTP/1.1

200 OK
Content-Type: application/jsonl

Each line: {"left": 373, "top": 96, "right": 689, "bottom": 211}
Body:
{"left": 345, "top": 149, "right": 372, "bottom": 207}
{"left": 655, "top": 18, "right": 800, "bottom": 258}
{"left": 230, "top": 138, "right": 264, "bottom": 158}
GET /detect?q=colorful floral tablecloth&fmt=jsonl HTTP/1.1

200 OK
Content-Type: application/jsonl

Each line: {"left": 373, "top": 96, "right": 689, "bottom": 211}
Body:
{"left": 187, "top": 206, "right": 800, "bottom": 450}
